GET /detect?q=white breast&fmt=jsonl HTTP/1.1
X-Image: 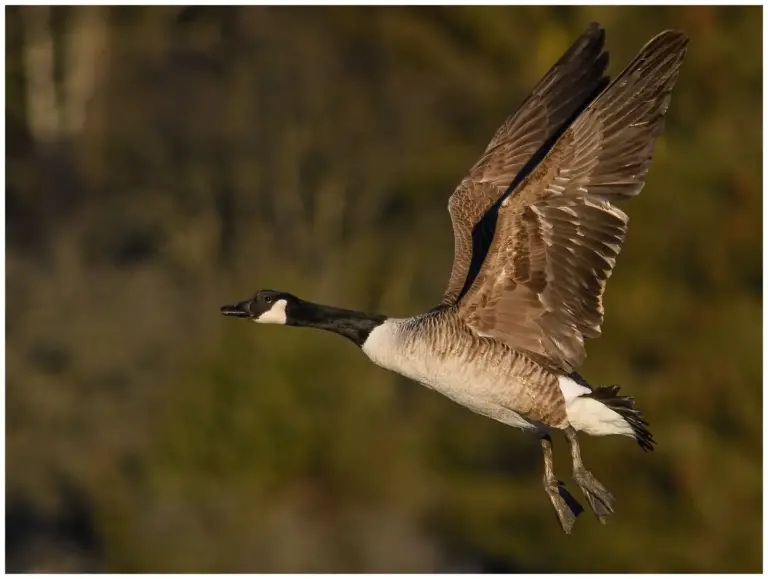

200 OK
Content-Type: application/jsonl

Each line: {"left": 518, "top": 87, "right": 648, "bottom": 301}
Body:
{"left": 362, "top": 320, "right": 539, "bottom": 431}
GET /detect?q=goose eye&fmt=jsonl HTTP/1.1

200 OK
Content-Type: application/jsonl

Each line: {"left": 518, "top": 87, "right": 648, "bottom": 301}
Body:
{"left": 264, "top": 296, "right": 273, "bottom": 304}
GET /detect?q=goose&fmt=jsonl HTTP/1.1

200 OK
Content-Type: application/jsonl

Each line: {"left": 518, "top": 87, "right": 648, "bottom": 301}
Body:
{"left": 222, "top": 24, "right": 688, "bottom": 534}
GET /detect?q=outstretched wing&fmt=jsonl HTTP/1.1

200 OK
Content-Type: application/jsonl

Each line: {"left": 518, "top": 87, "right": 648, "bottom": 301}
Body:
{"left": 457, "top": 30, "right": 689, "bottom": 372}
{"left": 442, "top": 23, "right": 610, "bottom": 305}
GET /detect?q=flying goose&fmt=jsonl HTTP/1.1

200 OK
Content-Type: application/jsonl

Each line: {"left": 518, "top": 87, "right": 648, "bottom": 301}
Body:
{"left": 222, "top": 24, "right": 688, "bottom": 533}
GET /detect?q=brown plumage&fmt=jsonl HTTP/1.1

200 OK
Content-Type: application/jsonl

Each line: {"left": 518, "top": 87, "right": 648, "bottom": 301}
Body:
{"left": 454, "top": 30, "right": 688, "bottom": 372}
{"left": 442, "top": 23, "right": 610, "bottom": 305}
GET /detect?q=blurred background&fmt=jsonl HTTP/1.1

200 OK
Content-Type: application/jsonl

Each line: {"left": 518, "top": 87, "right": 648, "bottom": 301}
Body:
{"left": 5, "top": 5, "right": 762, "bottom": 573}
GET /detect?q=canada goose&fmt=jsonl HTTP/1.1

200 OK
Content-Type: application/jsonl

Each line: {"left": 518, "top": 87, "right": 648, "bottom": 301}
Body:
{"left": 222, "top": 24, "right": 688, "bottom": 534}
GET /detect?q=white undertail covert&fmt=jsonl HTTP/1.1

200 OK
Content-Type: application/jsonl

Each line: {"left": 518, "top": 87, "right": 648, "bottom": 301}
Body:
{"left": 558, "top": 375, "right": 634, "bottom": 438}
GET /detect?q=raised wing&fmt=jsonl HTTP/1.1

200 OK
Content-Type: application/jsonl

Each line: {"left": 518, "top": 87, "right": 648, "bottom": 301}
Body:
{"left": 458, "top": 30, "right": 689, "bottom": 372}
{"left": 442, "top": 23, "right": 610, "bottom": 305}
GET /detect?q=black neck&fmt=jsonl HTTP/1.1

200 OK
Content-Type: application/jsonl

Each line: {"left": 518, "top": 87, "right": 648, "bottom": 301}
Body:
{"left": 286, "top": 299, "right": 387, "bottom": 347}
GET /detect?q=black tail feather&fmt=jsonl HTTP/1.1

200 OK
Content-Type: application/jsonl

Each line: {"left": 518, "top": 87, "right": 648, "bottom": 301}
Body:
{"left": 585, "top": 384, "right": 656, "bottom": 452}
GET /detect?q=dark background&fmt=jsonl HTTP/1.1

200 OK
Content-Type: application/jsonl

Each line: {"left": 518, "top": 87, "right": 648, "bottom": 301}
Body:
{"left": 5, "top": 5, "right": 762, "bottom": 573}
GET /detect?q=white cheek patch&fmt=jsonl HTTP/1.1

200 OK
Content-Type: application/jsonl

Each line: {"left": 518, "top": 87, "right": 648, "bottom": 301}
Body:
{"left": 254, "top": 299, "right": 288, "bottom": 324}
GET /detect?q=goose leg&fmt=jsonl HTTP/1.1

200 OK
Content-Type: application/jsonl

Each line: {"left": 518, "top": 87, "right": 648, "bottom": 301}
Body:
{"left": 564, "top": 426, "right": 615, "bottom": 523}
{"left": 540, "top": 434, "right": 583, "bottom": 534}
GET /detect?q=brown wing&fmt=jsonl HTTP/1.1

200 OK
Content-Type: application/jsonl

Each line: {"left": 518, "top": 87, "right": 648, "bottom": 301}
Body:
{"left": 442, "top": 23, "right": 610, "bottom": 305}
{"left": 458, "top": 30, "right": 689, "bottom": 372}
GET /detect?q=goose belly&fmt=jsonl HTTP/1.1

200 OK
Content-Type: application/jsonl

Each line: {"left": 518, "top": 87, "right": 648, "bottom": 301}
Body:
{"left": 362, "top": 321, "right": 542, "bottom": 431}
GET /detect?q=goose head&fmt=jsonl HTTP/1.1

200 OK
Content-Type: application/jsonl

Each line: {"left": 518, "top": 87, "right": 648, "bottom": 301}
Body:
{"left": 220, "top": 289, "right": 296, "bottom": 324}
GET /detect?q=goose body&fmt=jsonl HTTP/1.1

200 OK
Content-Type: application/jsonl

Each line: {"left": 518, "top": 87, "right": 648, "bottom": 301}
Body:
{"left": 364, "top": 313, "right": 640, "bottom": 438}
{"left": 222, "top": 24, "right": 688, "bottom": 533}
{"left": 363, "top": 313, "right": 565, "bottom": 431}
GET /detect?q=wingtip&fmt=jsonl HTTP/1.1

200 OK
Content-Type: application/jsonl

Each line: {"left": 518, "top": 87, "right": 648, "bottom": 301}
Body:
{"left": 597, "top": 27, "right": 689, "bottom": 97}
{"left": 644, "top": 29, "right": 691, "bottom": 53}
{"left": 565, "top": 21, "right": 607, "bottom": 59}
{"left": 582, "top": 21, "right": 607, "bottom": 47}
{"left": 584, "top": 21, "right": 605, "bottom": 35}
{"left": 555, "top": 22, "right": 609, "bottom": 78}
{"left": 657, "top": 28, "right": 689, "bottom": 41}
